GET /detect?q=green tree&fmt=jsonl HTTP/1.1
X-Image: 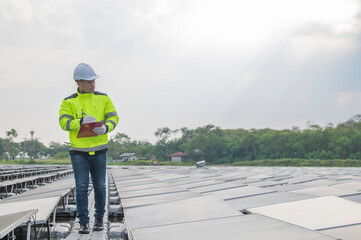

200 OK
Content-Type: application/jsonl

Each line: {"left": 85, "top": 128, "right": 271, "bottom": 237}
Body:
{"left": 6, "top": 129, "right": 18, "bottom": 141}
{"left": 180, "top": 125, "right": 225, "bottom": 163}
{"left": 108, "top": 133, "right": 154, "bottom": 160}
{"left": 0, "top": 138, "right": 5, "bottom": 160}
{"left": 19, "top": 139, "right": 47, "bottom": 160}
{"left": 5, "top": 129, "right": 19, "bottom": 160}
{"left": 113, "top": 133, "right": 131, "bottom": 144}
{"left": 46, "top": 142, "right": 69, "bottom": 158}
{"left": 155, "top": 127, "right": 173, "bottom": 159}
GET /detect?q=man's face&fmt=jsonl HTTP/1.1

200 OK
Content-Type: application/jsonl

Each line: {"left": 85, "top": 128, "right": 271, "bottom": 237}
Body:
{"left": 77, "top": 80, "right": 95, "bottom": 93}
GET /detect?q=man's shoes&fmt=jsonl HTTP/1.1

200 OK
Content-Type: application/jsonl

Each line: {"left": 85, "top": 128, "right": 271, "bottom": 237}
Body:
{"left": 93, "top": 217, "right": 104, "bottom": 231}
{"left": 79, "top": 222, "right": 90, "bottom": 234}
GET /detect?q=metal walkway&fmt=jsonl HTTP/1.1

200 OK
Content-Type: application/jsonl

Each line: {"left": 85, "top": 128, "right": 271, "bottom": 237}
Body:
{"left": 65, "top": 171, "right": 109, "bottom": 240}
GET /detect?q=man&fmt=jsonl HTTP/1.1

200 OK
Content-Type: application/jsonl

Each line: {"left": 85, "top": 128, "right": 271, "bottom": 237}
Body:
{"left": 59, "top": 63, "right": 119, "bottom": 234}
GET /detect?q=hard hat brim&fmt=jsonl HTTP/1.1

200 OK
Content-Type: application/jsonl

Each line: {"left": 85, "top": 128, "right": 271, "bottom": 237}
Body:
{"left": 74, "top": 74, "right": 100, "bottom": 81}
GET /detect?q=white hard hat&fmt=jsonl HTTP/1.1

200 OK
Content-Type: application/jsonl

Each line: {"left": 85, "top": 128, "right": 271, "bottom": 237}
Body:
{"left": 73, "top": 63, "right": 100, "bottom": 81}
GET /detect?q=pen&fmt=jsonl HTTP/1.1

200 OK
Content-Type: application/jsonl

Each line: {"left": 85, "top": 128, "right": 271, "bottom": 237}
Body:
{"left": 82, "top": 110, "right": 88, "bottom": 118}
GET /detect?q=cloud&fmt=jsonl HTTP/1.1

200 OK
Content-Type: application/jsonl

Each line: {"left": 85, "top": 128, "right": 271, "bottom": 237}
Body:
{"left": 0, "top": 0, "right": 360, "bottom": 145}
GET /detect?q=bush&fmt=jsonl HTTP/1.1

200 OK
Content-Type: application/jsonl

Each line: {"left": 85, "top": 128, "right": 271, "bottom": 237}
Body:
{"left": 52, "top": 152, "right": 69, "bottom": 159}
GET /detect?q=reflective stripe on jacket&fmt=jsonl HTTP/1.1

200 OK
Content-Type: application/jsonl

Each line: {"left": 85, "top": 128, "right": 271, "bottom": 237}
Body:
{"left": 59, "top": 89, "right": 119, "bottom": 152}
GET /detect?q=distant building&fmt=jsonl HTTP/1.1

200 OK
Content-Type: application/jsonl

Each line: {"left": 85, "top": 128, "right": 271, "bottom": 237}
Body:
{"left": 120, "top": 153, "right": 137, "bottom": 161}
{"left": 168, "top": 152, "right": 188, "bottom": 162}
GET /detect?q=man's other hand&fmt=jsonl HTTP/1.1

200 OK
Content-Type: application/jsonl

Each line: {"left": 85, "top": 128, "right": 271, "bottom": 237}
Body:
{"left": 93, "top": 125, "right": 107, "bottom": 135}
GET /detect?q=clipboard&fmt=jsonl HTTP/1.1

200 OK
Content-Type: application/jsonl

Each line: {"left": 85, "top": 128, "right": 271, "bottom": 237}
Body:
{"left": 77, "top": 121, "right": 104, "bottom": 138}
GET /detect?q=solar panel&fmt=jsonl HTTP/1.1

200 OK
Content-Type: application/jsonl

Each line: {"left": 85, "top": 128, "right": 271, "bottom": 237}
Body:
{"left": 189, "top": 182, "right": 246, "bottom": 194}
{"left": 341, "top": 193, "right": 361, "bottom": 204}
{"left": 330, "top": 181, "right": 361, "bottom": 191}
{"left": 121, "top": 191, "right": 200, "bottom": 209}
{"left": 0, "top": 209, "right": 38, "bottom": 238}
{"left": 180, "top": 179, "right": 223, "bottom": 189}
{"left": 226, "top": 191, "right": 314, "bottom": 210}
{"left": 120, "top": 186, "right": 188, "bottom": 199}
{"left": 269, "top": 179, "right": 340, "bottom": 192}
{"left": 125, "top": 195, "right": 242, "bottom": 229}
{"left": 1, "top": 177, "right": 74, "bottom": 203}
{"left": 117, "top": 182, "right": 174, "bottom": 193}
{"left": 210, "top": 185, "right": 277, "bottom": 200}
{"left": 248, "top": 196, "right": 361, "bottom": 230}
{"left": 130, "top": 214, "right": 338, "bottom": 240}
{"left": 0, "top": 196, "right": 60, "bottom": 224}
{"left": 291, "top": 186, "right": 359, "bottom": 197}
{"left": 320, "top": 224, "right": 361, "bottom": 240}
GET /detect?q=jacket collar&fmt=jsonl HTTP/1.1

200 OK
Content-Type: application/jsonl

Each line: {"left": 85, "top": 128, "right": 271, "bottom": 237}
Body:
{"left": 77, "top": 88, "right": 94, "bottom": 96}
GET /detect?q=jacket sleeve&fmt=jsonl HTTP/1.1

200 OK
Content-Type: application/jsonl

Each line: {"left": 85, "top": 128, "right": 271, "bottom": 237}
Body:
{"left": 104, "top": 96, "right": 119, "bottom": 133}
{"left": 59, "top": 100, "right": 81, "bottom": 132}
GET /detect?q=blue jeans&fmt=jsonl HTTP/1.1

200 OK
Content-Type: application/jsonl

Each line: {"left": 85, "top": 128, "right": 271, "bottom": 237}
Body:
{"left": 70, "top": 152, "right": 107, "bottom": 223}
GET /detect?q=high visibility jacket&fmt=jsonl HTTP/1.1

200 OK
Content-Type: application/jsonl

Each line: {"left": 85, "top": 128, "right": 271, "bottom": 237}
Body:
{"left": 59, "top": 89, "right": 119, "bottom": 153}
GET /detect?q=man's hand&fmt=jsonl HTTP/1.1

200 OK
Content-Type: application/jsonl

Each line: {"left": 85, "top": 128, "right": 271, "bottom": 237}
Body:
{"left": 83, "top": 116, "right": 96, "bottom": 124}
{"left": 93, "top": 125, "right": 107, "bottom": 135}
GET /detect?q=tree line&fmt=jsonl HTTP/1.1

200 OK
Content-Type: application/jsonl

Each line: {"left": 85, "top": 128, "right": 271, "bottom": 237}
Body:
{"left": 0, "top": 129, "right": 70, "bottom": 161}
{"left": 1, "top": 114, "right": 361, "bottom": 163}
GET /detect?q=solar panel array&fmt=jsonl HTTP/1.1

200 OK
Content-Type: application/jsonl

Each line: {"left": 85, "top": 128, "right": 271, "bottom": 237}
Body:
{"left": 110, "top": 165, "right": 361, "bottom": 240}
{"left": 1, "top": 164, "right": 361, "bottom": 239}
{"left": 0, "top": 165, "right": 74, "bottom": 239}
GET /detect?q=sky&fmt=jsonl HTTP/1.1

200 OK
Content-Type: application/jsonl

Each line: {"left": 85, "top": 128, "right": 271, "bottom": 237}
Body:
{"left": 0, "top": 0, "right": 361, "bottom": 145}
